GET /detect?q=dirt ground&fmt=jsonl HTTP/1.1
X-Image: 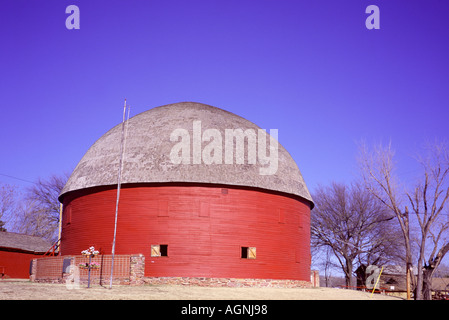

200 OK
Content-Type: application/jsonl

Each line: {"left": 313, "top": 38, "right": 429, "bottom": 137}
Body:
{"left": 0, "top": 279, "right": 401, "bottom": 300}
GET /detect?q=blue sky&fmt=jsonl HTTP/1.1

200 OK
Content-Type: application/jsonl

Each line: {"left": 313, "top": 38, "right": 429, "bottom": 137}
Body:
{"left": 1, "top": 0, "right": 448, "bottom": 194}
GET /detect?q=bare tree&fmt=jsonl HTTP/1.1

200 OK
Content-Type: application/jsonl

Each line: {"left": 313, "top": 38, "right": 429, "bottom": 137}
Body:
{"left": 406, "top": 142, "right": 449, "bottom": 300}
{"left": 14, "top": 199, "right": 57, "bottom": 240}
{"left": 434, "top": 263, "right": 449, "bottom": 277}
{"left": 313, "top": 245, "right": 340, "bottom": 287}
{"left": 311, "top": 181, "right": 401, "bottom": 287}
{"left": 14, "top": 173, "right": 68, "bottom": 242}
{"left": 359, "top": 140, "right": 449, "bottom": 300}
{"left": 0, "top": 183, "right": 17, "bottom": 231}
{"left": 358, "top": 141, "right": 414, "bottom": 298}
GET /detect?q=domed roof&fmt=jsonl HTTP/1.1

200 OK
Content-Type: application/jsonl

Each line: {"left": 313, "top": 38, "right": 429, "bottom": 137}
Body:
{"left": 60, "top": 102, "right": 313, "bottom": 205}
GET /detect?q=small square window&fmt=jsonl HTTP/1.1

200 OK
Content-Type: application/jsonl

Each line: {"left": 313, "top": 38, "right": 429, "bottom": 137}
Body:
{"left": 151, "top": 245, "right": 160, "bottom": 257}
{"left": 241, "top": 247, "right": 248, "bottom": 259}
{"left": 160, "top": 244, "right": 168, "bottom": 256}
{"left": 151, "top": 244, "right": 168, "bottom": 257}
{"left": 241, "top": 246, "right": 256, "bottom": 259}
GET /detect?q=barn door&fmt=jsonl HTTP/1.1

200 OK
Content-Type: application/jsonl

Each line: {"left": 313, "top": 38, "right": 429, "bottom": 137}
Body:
{"left": 151, "top": 245, "right": 161, "bottom": 257}
{"left": 248, "top": 247, "right": 256, "bottom": 259}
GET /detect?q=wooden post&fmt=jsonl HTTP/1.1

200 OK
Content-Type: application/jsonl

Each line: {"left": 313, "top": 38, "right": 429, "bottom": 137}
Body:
{"left": 406, "top": 264, "right": 411, "bottom": 300}
{"left": 370, "top": 266, "right": 383, "bottom": 298}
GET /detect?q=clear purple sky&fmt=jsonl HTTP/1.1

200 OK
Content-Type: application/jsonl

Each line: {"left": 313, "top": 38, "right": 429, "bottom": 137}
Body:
{"left": 1, "top": 0, "right": 448, "bottom": 193}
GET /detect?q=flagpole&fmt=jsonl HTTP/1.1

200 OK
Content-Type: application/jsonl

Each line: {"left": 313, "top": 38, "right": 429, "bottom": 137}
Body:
{"left": 109, "top": 99, "right": 129, "bottom": 289}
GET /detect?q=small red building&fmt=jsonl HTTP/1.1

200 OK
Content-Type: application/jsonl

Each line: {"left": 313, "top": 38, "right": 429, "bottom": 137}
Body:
{"left": 59, "top": 102, "right": 314, "bottom": 283}
{"left": 0, "top": 232, "right": 51, "bottom": 279}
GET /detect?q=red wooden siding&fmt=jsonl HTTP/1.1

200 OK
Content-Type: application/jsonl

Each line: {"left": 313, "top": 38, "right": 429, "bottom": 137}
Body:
{"left": 0, "top": 250, "right": 38, "bottom": 279}
{"left": 61, "top": 184, "right": 311, "bottom": 281}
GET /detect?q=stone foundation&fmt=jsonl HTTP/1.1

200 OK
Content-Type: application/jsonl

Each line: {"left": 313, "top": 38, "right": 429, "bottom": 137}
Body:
{"left": 143, "top": 276, "right": 312, "bottom": 288}
{"left": 130, "top": 254, "right": 145, "bottom": 285}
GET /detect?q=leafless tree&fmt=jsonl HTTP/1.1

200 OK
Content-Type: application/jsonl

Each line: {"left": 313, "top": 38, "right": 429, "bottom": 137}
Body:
{"left": 14, "top": 173, "right": 68, "bottom": 242}
{"left": 14, "top": 199, "right": 56, "bottom": 240}
{"left": 0, "top": 183, "right": 18, "bottom": 231}
{"left": 312, "top": 245, "right": 341, "bottom": 287}
{"left": 434, "top": 263, "right": 449, "bottom": 277}
{"left": 407, "top": 142, "right": 449, "bottom": 300}
{"left": 359, "top": 140, "right": 449, "bottom": 300}
{"left": 311, "top": 181, "right": 402, "bottom": 287}
{"left": 359, "top": 141, "right": 414, "bottom": 298}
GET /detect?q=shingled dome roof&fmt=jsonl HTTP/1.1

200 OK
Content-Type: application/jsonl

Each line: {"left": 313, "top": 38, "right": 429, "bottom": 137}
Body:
{"left": 60, "top": 102, "right": 313, "bottom": 205}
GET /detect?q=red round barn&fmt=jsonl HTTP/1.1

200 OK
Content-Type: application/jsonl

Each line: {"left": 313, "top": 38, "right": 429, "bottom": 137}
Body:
{"left": 59, "top": 102, "right": 314, "bottom": 282}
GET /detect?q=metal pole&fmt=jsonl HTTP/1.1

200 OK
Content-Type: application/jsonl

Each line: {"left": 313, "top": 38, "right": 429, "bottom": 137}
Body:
{"left": 88, "top": 254, "right": 92, "bottom": 288}
{"left": 58, "top": 203, "right": 62, "bottom": 251}
{"left": 109, "top": 99, "right": 129, "bottom": 289}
